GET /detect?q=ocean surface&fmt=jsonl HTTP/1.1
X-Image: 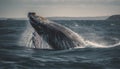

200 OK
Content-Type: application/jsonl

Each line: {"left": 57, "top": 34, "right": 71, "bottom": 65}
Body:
{"left": 0, "top": 19, "right": 120, "bottom": 69}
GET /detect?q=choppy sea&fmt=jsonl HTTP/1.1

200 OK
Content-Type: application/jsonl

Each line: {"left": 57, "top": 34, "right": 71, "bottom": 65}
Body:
{"left": 0, "top": 19, "right": 120, "bottom": 69}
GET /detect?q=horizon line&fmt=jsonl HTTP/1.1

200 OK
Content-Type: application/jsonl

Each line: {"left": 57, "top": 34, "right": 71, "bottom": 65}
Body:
{"left": 0, "top": 14, "right": 120, "bottom": 19}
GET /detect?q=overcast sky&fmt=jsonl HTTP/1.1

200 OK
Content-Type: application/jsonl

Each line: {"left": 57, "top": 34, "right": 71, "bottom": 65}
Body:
{"left": 0, "top": 0, "right": 120, "bottom": 18}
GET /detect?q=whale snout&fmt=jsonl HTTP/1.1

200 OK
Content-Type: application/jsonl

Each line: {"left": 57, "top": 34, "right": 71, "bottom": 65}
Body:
{"left": 28, "top": 12, "right": 36, "bottom": 17}
{"left": 28, "top": 12, "right": 41, "bottom": 27}
{"left": 28, "top": 12, "right": 49, "bottom": 26}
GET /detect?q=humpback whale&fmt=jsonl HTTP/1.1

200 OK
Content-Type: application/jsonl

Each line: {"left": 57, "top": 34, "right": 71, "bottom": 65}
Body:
{"left": 28, "top": 12, "right": 85, "bottom": 50}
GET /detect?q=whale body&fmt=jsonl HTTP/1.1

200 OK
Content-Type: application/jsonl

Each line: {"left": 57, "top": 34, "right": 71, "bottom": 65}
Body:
{"left": 28, "top": 12, "right": 85, "bottom": 50}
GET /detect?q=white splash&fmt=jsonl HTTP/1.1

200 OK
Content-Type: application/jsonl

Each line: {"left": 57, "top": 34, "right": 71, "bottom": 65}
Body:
{"left": 85, "top": 40, "right": 120, "bottom": 48}
{"left": 18, "top": 21, "right": 34, "bottom": 47}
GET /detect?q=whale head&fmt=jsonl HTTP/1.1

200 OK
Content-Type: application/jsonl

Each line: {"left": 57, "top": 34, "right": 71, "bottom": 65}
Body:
{"left": 28, "top": 12, "right": 48, "bottom": 26}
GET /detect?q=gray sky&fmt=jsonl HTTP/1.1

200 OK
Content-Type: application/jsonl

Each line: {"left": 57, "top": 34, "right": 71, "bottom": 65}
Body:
{"left": 0, "top": 0, "right": 120, "bottom": 18}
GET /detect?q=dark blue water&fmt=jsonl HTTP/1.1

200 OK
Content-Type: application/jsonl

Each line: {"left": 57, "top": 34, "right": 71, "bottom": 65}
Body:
{"left": 0, "top": 20, "right": 120, "bottom": 69}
